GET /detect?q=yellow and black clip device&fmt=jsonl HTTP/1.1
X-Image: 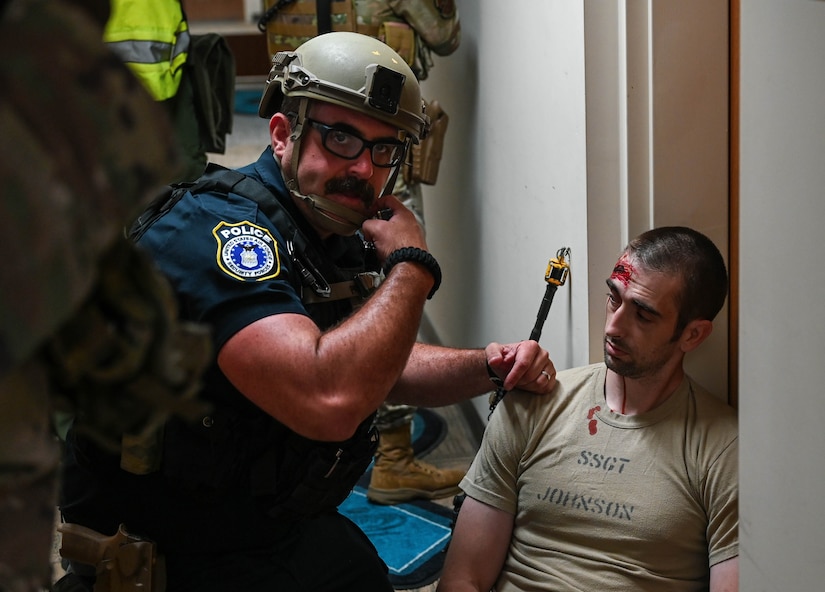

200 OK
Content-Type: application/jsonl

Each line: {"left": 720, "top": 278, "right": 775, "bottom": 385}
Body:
{"left": 530, "top": 247, "right": 571, "bottom": 342}
{"left": 489, "top": 246, "right": 571, "bottom": 418}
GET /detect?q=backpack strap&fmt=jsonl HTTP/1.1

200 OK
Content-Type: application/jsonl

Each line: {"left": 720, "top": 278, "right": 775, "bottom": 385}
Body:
{"left": 127, "top": 162, "right": 287, "bottom": 242}
{"left": 128, "top": 182, "right": 195, "bottom": 243}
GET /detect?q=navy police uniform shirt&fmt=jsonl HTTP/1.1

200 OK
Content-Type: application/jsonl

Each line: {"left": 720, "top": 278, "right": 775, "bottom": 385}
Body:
{"left": 138, "top": 147, "right": 307, "bottom": 352}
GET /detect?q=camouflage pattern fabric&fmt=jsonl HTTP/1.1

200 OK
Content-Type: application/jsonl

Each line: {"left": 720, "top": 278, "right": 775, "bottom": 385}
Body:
{"left": 375, "top": 402, "right": 417, "bottom": 430}
{"left": 0, "top": 0, "right": 183, "bottom": 376}
{"left": 264, "top": 0, "right": 460, "bottom": 79}
{"left": 0, "top": 1, "right": 209, "bottom": 589}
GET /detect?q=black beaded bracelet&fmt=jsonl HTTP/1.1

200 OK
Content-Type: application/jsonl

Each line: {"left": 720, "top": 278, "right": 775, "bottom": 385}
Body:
{"left": 383, "top": 246, "right": 442, "bottom": 299}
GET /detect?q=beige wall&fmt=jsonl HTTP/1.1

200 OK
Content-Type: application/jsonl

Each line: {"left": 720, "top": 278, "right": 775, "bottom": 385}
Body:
{"left": 583, "top": 0, "right": 729, "bottom": 399}
{"left": 739, "top": 0, "right": 825, "bottom": 588}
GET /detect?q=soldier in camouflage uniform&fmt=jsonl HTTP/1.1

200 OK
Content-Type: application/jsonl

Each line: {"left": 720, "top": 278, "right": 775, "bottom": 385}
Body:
{"left": 0, "top": 1, "right": 209, "bottom": 589}
{"left": 264, "top": 0, "right": 459, "bottom": 81}
{"left": 261, "top": 0, "right": 464, "bottom": 506}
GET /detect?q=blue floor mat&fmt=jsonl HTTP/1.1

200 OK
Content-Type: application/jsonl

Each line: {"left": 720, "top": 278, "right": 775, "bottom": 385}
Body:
{"left": 340, "top": 488, "right": 454, "bottom": 589}
{"left": 340, "top": 409, "right": 455, "bottom": 589}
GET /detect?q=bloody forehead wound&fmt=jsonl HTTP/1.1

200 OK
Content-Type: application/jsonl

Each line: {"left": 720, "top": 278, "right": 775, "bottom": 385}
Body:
{"left": 610, "top": 254, "right": 634, "bottom": 287}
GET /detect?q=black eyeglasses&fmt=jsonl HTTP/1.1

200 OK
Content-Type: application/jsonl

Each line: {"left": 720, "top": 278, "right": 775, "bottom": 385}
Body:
{"left": 305, "top": 118, "right": 405, "bottom": 168}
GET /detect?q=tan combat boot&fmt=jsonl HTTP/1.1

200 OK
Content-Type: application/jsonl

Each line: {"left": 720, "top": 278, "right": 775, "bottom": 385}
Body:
{"left": 367, "top": 421, "right": 465, "bottom": 505}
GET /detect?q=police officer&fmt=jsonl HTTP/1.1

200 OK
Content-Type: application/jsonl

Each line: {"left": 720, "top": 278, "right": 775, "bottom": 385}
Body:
{"left": 262, "top": 0, "right": 465, "bottom": 506}
{"left": 59, "top": 32, "right": 556, "bottom": 592}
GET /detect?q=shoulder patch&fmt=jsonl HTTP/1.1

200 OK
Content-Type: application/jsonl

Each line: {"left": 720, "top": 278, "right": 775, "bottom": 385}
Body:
{"left": 212, "top": 220, "right": 282, "bottom": 281}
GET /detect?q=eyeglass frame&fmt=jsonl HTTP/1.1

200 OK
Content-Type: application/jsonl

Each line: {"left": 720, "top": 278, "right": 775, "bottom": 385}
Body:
{"left": 304, "top": 117, "right": 407, "bottom": 168}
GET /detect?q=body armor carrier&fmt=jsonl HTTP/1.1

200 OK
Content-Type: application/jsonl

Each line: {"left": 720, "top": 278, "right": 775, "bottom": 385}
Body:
{"left": 125, "top": 163, "right": 381, "bottom": 519}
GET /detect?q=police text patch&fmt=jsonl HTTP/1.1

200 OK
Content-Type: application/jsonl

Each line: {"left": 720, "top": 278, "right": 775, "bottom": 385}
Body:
{"left": 212, "top": 221, "right": 281, "bottom": 281}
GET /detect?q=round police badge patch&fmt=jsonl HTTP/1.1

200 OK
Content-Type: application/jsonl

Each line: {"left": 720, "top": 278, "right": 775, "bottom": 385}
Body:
{"left": 212, "top": 220, "right": 281, "bottom": 281}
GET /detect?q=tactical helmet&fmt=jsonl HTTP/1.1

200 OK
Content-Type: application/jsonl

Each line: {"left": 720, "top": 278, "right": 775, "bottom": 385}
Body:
{"left": 258, "top": 32, "right": 430, "bottom": 236}
{"left": 259, "top": 32, "right": 429, "bottom": 142}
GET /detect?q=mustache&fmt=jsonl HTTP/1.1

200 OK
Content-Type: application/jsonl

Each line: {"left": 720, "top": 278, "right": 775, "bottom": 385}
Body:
{"left": 325, "top": 176, "right": 375, "bottom": 207}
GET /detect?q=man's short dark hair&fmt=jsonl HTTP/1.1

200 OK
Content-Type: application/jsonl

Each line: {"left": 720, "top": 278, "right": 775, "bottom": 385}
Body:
{"left": 625, "top": 226, "right": 728, "bottom": 335}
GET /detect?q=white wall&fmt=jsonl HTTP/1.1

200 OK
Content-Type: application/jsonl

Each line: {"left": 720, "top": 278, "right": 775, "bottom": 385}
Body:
{"left": 420, "top": 1, "right": 591, "bottom": 419}
{"left": 739, "top": 0, "right": 825, "bottom": 588}
{"left": 421, "top": 1, "right": 729, "bottom": 416}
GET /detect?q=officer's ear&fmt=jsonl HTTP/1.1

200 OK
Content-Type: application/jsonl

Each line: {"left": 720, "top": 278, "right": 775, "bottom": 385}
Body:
{"left": 270, "top": 113, "right": 292, "bottom": 159}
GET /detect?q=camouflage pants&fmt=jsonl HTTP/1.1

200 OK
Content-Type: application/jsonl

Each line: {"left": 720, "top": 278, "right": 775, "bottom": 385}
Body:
{"left": 0, "top": 362, "right": 60, "bottom": 591}
{"left": 375, "top": 403, "right": 417, "bottom": 430}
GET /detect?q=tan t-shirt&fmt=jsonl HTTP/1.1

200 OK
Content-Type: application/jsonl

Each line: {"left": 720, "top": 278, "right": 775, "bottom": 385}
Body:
{"left": 462, "top": 363, "right": 738, "bottom": 591}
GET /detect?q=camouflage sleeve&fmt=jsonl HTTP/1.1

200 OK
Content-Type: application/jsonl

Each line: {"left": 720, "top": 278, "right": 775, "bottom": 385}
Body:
{"left": 387, "top": 0, "right": 461, "bottom": 55}
{"left": 0, "top": 0, "right": 184, "bottom": 376}
{"left": 1, "top": 2, "right": 197, "bottom": 588}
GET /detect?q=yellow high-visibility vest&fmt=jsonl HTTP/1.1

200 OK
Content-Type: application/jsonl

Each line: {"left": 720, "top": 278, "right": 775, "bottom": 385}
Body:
{"left": 104, "top": 0, "right": 190, "bottom": 101}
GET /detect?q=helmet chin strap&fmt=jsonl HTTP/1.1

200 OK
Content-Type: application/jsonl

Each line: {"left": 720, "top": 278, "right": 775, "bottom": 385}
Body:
{"left": 277, "top": 98, "right": 406, "bottom": 236}
{"left": 286, "top": 178, "right": 366, "bottom": 236}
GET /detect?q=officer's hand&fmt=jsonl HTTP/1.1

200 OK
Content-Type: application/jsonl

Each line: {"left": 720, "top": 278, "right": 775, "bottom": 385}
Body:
{"left": 361, "top": 195, "right": 429, "bottom": 262}
{"left": 485, "top": 340, "right": 556, "bottom": 394}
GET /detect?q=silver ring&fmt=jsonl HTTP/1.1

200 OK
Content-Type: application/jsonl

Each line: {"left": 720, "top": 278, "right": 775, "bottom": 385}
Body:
{"left": 541, "top": 370, "right": 550, "bottom": 379}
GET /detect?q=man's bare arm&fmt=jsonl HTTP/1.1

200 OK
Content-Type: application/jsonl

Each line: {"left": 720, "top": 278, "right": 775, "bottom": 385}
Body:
{"left": 389, "top": 340, "right": 556, "bottom": 407}
{"left": 218, "top": 259, "right": 432, "bottom": 442}
{"left": 710, "top": 556, "right": 738, "bottom": 592}
{"left": 437, "top": 496, "right": 513, "bottom": 592}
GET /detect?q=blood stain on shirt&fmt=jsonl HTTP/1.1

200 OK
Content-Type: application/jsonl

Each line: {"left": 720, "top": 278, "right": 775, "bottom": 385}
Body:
{"left": 587, "top": 406, "right": 601, "bottom": 435}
